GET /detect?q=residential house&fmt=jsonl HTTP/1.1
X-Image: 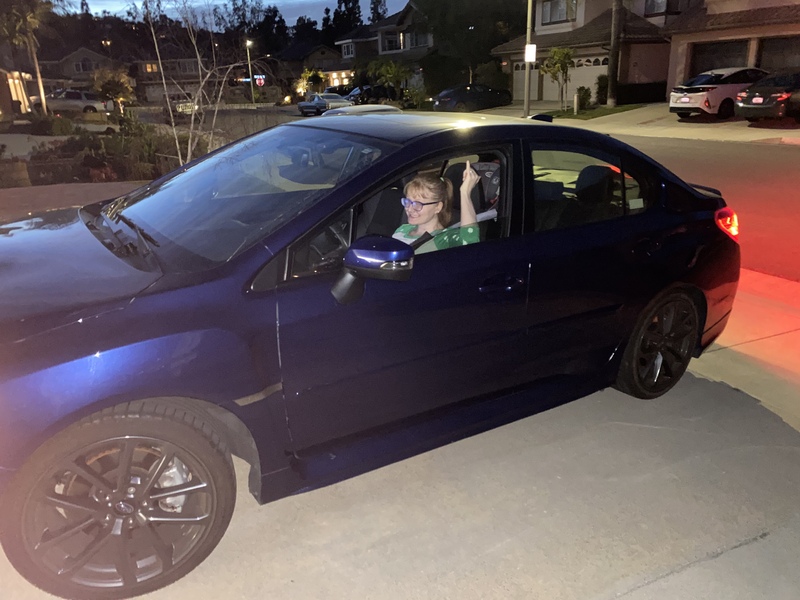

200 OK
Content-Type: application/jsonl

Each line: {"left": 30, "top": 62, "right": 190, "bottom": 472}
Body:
{"left": 334, "top": 2, "right": 433, "bottom": 89}
{"left": 492, "top": 0, "right": 701, "bottom": 103}
{"left": 0, "top": 43, "right": 32, "bottom": 115}
{"left": 277, "top": 42, "right": 351, "bottom": 93}
{"left": 132, "top": 57, "right": 206, "bottom": 104}
{"left": 664, "top": 0, "right": 800, "bottom": 90}
{"left": 38, "top": 47, "right": 116, "bottom": 93}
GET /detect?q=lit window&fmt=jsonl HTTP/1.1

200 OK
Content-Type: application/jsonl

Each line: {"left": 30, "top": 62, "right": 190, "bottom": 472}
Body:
{"left": 541, "top": 0, "right": 576, "bottom": 25}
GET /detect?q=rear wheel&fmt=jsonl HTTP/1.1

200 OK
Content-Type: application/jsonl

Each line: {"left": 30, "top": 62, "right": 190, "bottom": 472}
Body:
{"left": 83, "top": 106, "right": 98, "bottom": 113}
{"left": 615, "top": 291, "right": 699, "bottom": 399}
{"left": 716, "top": 99, "right": 734, "bottom": 120}
{"left": 745, "top": 117, "right": 759, "bottom": 122}
{"left": 0, "top": 400, "right": 236, "bottom": 600}
{"left": 454, "top": 102, "right": 468, "bottom": 112}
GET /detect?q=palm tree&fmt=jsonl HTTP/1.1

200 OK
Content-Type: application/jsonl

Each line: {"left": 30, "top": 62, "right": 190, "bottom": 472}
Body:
{"left": 0, "top": 0, "right": 64, "bottom": 115}
{"left": 367, "top": 58, "right": 412, "bottom": 100}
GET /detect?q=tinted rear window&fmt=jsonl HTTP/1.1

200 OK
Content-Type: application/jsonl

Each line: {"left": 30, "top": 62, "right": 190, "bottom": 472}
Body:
{"left": 682, "top": 73, "right": 726, "bottom": 86}
{"left": 752, "top": 73, "right": 800, "bottom": 88}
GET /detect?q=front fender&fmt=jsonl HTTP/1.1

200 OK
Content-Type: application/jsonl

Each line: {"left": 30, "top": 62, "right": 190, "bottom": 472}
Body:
{"left": 0, "top": 328, "right": 267, "bottom": 471}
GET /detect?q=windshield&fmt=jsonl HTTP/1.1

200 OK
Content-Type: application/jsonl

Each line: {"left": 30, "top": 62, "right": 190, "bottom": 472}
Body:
{"left": 681, "top": 73, "right": 726, "bottom": 86}
{"left": 103, "top": 125, "right": 397, "bottom": 272}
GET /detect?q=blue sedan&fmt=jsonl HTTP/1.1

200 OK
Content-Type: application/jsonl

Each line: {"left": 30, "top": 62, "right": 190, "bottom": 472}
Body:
{"left": 0, "top": 114, "right": 739, "bottom": 599}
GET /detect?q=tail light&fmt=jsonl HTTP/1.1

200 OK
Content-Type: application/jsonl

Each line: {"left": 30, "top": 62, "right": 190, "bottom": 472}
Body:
{"left": 715, "top": 207, "right": 739, "bottom": 242}
{"left": 736, "top": 91, "right": 747, "bottom": 100}
{"left": 439, "top": 96, "right": 451, "bottom": 102}
{"left": 771, "top": 92, "right": 791, "bottom": 101}
{"left": 704, "top": 98, "right": 711, "bottom": 108}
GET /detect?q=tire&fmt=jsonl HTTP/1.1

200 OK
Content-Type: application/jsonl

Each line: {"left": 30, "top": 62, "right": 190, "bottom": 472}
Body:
{"left": 615, "top": 291, "right": 700, "bottom": 399}
{"left": 83, "top": 106, "right": 98, "bottom": 113}
{"left": 0, "top": 400, "right": 236, "bottom": 600}
{"left": 716, "top": 99, "right": 734, "bottom": 120}
{"left": 745, "top": 117, "right": 759, "bottom": 123}
{"left": 454, "top": 102, "right": 468, "bottom": 112}
{"left": 676, "top": 111, "right": 692, "bottom": 119}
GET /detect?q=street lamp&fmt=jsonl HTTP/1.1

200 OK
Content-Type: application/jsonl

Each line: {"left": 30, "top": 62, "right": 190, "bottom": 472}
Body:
{"left": 246, "top": 40, "right": 255, "bottom": 106}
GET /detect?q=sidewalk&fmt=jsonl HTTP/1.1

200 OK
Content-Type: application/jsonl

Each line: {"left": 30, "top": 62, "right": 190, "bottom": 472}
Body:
{"left": 484, "top": 101, "right": 800, "bottom": 145}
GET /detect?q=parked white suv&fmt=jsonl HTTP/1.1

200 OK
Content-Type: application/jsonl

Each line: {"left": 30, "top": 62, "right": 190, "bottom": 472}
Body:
{"left": 33, "top": 89, "right": 113, "bottom": 113}
{"left": 670, "top": 67, "right": 768, "bottom": 120}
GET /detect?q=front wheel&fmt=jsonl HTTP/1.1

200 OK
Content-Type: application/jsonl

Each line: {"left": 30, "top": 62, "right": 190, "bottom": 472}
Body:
{"left": 615, "top": 291, "right": 699, "bottom": 399}
{"left": 454, "top": 101, "right": 468, "bottom": 112}
{"left": 0, "top": 400, "right": 236, "bottom": 600}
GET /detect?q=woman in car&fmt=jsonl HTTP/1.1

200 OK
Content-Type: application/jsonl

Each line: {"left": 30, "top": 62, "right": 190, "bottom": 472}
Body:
{"left": 393, "top": 160, "right": 481, "bottom": 253}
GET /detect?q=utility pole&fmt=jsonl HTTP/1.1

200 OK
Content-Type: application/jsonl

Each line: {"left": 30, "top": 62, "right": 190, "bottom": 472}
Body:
{"left": 523, "top": 0, "right": 534, "bottom": 117}
{"left": 607, "top": 0, "right": 623, "bottom": 107}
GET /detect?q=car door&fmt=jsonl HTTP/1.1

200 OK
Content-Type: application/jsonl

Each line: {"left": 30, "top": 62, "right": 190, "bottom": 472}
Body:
{"left": 273, "top": 146, "right": 532, "bottom": 449}
{"left": 520, "top": 141, "right": 674, "bottom": 377}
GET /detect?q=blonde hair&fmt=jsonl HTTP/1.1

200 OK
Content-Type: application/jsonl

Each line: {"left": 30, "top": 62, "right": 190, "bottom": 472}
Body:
{"left": 404, "top": 173, "right": 454, "bottom": 227}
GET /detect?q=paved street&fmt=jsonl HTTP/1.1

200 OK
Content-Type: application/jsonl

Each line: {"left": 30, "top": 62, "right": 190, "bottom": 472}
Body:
{"left": 1, "top": 106, "right": 800, "bottom": 599}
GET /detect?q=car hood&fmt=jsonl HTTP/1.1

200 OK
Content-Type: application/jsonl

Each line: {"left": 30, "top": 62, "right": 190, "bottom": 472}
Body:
{"left": 0, "top": 208, "right": 162, "bottom": 342}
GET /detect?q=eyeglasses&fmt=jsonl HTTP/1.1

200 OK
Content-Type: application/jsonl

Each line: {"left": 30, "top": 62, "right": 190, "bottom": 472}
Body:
{"left": 401, "top": 197, "right": 441, "bottom": 211}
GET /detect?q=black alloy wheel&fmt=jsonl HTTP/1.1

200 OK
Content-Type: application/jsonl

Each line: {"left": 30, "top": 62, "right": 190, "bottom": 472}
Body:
{"left": 0, "top": 401, "right": 236, "bottom": 600}
{"left": 615, "top": 292, "right": 699, "bottom": 399}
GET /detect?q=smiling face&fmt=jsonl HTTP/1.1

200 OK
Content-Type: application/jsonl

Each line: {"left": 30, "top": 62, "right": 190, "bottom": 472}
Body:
{"left": 404, "top": 192, "right": 443, "bottom": 231}
{"left": 403, "top": 174, "right": 453, "bottom": 234}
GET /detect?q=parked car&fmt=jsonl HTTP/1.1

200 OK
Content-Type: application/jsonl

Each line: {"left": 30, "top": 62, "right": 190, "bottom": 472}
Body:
{"left": 324, "top": 84, "right": 354, "bottom": 97}
{"left": 163, "top": 93, "right": 201, "bottom": 124}
{"left": 297, "top": 92, "right": 352, "bottom": 116}
{"left": 433, "top": 83, "right": 513, "bottom": 112}
{"left": 32, "top": 89, "right": 113, "bottom": 114}
{"left": 345, "top": 84, "right": 396, "bottom": 105}
{"left": 0, "top": 113, "right": 739, "bottom": 600}
{"left": 734, "top": 68, "right": 800, "bottom": 123}
{"left": 322, "top": 104, "right": 403, "bottom": 116}
{"left": 669, "top": 67, "right": 768, "bottom": 120}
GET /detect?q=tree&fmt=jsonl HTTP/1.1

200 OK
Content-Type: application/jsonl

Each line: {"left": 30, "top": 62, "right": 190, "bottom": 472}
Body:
{"left": 607, "top": 0, "right": 623, "bottom": 107}
{"left": 412, "top": 0, "right": 525, "bottom": 84}
{"left": 369, "top": 0, "right": 387, "bottom": 24}
{"left": 367, "top": 58, "right": 411, "bottom": 99}
{"left": 0, "top": 0, "right": 65, "bottom": 115}
{"left": 332, "top": 0, "right": 362, "bottom": 39}
{"left": 540, "top": 47, "right": 574, "bottom": 111}
{"left": 291, "top": 15, "right": 318, "bottom": 44}
{"left": 92, "top": 67, "right": 135, "bottom": 105}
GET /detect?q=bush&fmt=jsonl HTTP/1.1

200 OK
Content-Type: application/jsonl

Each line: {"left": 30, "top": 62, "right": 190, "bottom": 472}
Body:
{"left": 419, "top": 50, "right": 467, "bottom": 96}
{"left": 577, "top": 86, "right": 592, "bottom": 110}
{"left": 475, "top": 61, "right": 510, "bottom": 92}
{"left": 30, "top": 115, "right": 74, "bottom": 136}
{"left": 596, "top": 74, "right": 608, "bottom": 106}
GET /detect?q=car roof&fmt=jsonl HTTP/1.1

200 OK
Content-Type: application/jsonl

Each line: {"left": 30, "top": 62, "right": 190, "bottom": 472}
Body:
{"left": 697, "top": 67, "right": 763, "bottom": 76}
{"left": 284, "top": 112, "right": 557, "bottom": 145}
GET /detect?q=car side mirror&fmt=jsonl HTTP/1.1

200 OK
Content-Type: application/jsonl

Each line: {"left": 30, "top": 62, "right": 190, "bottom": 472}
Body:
{"left": 331, "top": 235, "right": 414, "bottom": 305}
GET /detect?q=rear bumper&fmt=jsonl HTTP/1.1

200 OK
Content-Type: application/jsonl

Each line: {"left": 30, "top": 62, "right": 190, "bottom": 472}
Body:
{"left": 735, "top": 103, "right": 786, "bottom": 119}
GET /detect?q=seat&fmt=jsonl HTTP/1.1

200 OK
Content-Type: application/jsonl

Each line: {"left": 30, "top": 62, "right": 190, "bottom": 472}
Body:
{"left": 557, "top": 165, "right": 617, "bottom": 228}
{"left": 533, "top": 179, "right": 566, "bottom": 231}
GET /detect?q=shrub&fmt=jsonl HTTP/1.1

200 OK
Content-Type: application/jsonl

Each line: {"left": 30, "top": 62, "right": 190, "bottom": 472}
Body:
{"left": 30, "top": 115, "right": 74, "bottom": 136}
{"left": 596, "top": 74, "right": 608, "bottom": 106}
{"left": 475, "top": 61, "right": 510, "bottom": 92}
{"left": 577, "top": 86, "right": 592, "bottom": 110}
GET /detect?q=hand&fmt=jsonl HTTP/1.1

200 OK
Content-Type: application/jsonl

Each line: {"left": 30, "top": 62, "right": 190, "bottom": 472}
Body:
{"left": 461, "top": 160, "right": 480, "bottom": 196}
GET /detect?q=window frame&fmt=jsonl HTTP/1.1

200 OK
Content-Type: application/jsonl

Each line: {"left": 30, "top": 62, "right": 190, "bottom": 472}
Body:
{"left": 541, "top": 0, "right": 577, "bottom": 26}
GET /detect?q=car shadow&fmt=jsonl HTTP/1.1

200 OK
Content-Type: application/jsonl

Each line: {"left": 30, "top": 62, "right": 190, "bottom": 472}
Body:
{"left": 744, "top": 117, "right": 800, "bottom": 130}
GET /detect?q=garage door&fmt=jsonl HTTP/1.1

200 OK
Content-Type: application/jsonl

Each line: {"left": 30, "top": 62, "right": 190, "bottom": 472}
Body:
{"left": 759, "top": 36, "right": 800, "bottom": 70}
{"left": 690, "top": 40, "right": 749, "bottom": 75}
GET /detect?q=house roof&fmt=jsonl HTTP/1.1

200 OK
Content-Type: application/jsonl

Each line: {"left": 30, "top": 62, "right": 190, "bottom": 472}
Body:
{"left": 663, "top": 4, "right": 800, "bottom": 34}
{"left": 39, "top": 46, "right": 110, "bottom": 65}
{"left": 335, "top": 24, "right": 378, "bottom": 44}
{"left": 278, "top": 42, "right": 339, "bottom": 62}
{"left": 492, "top": 7, "right": 665, "bottom": 55}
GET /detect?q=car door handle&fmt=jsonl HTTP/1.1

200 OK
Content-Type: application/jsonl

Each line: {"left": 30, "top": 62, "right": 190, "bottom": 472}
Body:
{"left": 479, "top": 274, "right": 525, "bottom": 295}
{"left": 632, "top": 238, "right": 662, "bottom": 258}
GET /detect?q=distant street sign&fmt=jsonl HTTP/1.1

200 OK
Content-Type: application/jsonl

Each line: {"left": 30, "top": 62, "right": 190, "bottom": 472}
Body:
{"left": 254, "top": 75, "right": 266, "bottom": 87}
{"left": 525, "top": 44, "right": 537, "bottom": 63}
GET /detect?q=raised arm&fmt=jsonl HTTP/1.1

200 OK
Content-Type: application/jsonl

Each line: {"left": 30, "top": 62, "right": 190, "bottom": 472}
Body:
{"left": 460, "top": 160, "right": 480, "bottom": 227}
